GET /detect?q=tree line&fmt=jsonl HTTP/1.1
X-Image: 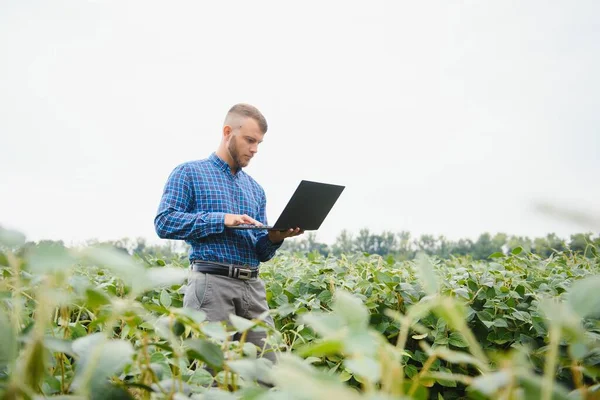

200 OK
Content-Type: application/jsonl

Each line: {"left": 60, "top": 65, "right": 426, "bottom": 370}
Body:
{"left": 280, "top": 229, "right": 600, "bottom": 259}
{"left": 19, "top": 229, "right": 599, "bottom": 261}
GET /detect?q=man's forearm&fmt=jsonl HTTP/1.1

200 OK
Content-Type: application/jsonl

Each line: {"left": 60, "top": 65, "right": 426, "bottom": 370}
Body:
{"left": 154, "top": 210, "right": 225, "bottom": 240}
{"left": 255, "top": 234, "right": 283, "bottom": 262}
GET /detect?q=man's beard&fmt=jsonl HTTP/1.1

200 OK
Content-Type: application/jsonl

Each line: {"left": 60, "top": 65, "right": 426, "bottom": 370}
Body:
{"left": 227, "top": 135, "right": 248, "bottom": 170}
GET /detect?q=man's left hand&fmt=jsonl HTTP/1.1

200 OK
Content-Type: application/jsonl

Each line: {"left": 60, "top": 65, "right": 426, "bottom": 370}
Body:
{"left": 268, "top": 227, "right": 304, "bottom": 243}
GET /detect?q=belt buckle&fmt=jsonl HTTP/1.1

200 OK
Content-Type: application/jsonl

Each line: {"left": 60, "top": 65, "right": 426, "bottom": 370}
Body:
{"left": 237, "top": 268, "right": 252, "bottom": 280}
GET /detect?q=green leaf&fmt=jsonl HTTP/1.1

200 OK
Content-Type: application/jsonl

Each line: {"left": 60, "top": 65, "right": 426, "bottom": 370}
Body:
{"left": 90, "top": 382, "right": 134, "bottom": 400}
{"left": 153, "top": 316, "right": 176, "bottom": 339}
{"left": 227, "top": 358, "right": 273, "bottom": 384}
{"left": 269, "top": 354, "right": 360, "bottom": 398}
{"left": 489, "top": 262, "right": 504, "bottom": 271}
{"left": 435, "top": 336, "right": 449, "bottom": 345}
{"left": 147, "top": 362, "right": 165, "bottom": 381}
{"left": 303, "top": 357, "right": 321, "bottom": 365}
{"left": 344, "top": 356, "right": 381, "bottom": 383}
{"left": 453, "top": 288, "right": 470, "bottom": 300}
{"left": 486, "top": 331, "right": 513, "bottom": 345}
{"left": 44, "top": 337, "right": 75, "bottom": 357}
{"left": 300, "top": 313, "right": 346, "bottom": 337}
{"left": 21, "top": 337, "right": 47, "bottom": 389}
{"left": 45, "top": 375, "right": 62, "bottom": 394}
{"left": 188, "top": 368, "right": 213, "bottom": 386}
{"left": 433, "top": 298, "right": 468, "bottom": 333}
{"left": 297, "top": 340, "right": 343, "bottom": 357}
{"left": 567, "top": 275, "right": 600, "bottom": 318}
{"left": 518, "top": 371, "right": 571, "bottom": 400}
{"left": 317, "top": 290, "right": 333, "bottom": 303}
{"left": 343, "top": 331, "right": 379, "bottom": 356}
{"left": 172, "top": 307, "right": 206, "bottom": 326}
{"left": 488, "top": 252, "right": 504, "bottom": 259}
{"left": 402, "top": 381, "right": 429, "bottom": 400}
{"left": 85, "top": 288, "right": 111, "bottom": 310}
{"left": 339, "top": 370, "right": 352, "bottom": 381}
{"left": 432, "top": 347, "right": 486, "bottom": 370}
{"left": 436, "top": 366, "right": 457, "bottom": 387}
{"left": 201, "top": 322, "right": 231, "bottom": 341}
{"left": 493, "top": 318, "right": 508, "bottom": 328}
{"left": 132, "top": 267, "right": 189, "bottom": 295}
{"left": 538, "top": 298, "right": 586, "bottom": 341}
{"left": 469, "top": 370, "right": 510, "bottom": 395}
{"left": 511, "top": 246, "right": 523, "bottom": 255}
{"left": 242, "top": 342, "right": 257, "bottom": 358}
{"left": 229, "top": 314, "right": 256, "bottom": 332}
{"left": 415, "top": 253, "right": 439, "bottom": 295}
{"left": 569, "top": 342, "right": 588, "bottom": 361}
{"left": 448, "top": 332, "right": 469, "bottom": 348}
{"left": 405, "top": 363, "right": 418, "bottom": 379}
{"left": 511, "top": 310, "right": 530, "bottom": 322}
{"left": 159, "top": 290, "right": 171, "bottom": 308}
{"left": 71, "top": 333, "right": 134, "bottom": 392}
{"left": 331, "top": 290, "right": 369, "bottom": 331}
{"left": 476, "top": 310, "right": 493, "bottom": 322}
{"left": 70, "top": 323, "right": 88, "bottom": 340}
{"left": 185, "top": 339, "right": 225, "bottom": 370}
{"left": 375, "top": 270, "right": 393, "bottom": 284}
{"left": 172, "top": 321, "right": 185, "bottom": 336}
{"left": 150, "top": 351, "right": 168, "bottom": 364}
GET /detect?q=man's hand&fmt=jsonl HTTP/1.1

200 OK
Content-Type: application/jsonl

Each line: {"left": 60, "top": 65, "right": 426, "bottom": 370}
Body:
{"left": 268, "top": 228, "right": 304, "bottom": 243}
{"left": 224, "top": 214, "right": 263, "bottom": 227}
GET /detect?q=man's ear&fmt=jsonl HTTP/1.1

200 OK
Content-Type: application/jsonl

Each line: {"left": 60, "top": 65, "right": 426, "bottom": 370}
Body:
{"left": 223, "top": 125, "right": 232, "bottom": 138}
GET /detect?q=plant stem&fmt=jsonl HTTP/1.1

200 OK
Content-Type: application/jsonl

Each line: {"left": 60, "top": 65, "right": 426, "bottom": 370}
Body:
{"left": 440, "top": 300, "right": 489, "bottom": 371}
{"left": 7, "top": 251, "right": 22, "bottom": 335}
{"left": 380, "top": 346, "right": 400, "bottom": 395}
{"left": 408, "top": 354, "right": 437, "bottom": 397}
{"left": 395, "top": 314, "right": 411, "bottom": 396}
{"left": 238, "top": 330, "right": 249, "bottom": 355}
{"left": 571, "top": 360, "right": 584, "bottom": 395}
{"left": 542, "top": 324, "right": 560, "bottom": 400}
{"left": 141, "top": 333, "right": 163, "bottom": 398}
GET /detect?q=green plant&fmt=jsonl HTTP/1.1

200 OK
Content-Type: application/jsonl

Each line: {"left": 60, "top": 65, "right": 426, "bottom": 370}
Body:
{"left": 1, "top": 226, "right": 599, "bottom": 399}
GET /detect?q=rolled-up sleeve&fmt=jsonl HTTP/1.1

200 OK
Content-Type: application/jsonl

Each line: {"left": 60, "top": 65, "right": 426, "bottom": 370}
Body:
{"left": 154, "top": 164, "right": 225, "bottom": 240}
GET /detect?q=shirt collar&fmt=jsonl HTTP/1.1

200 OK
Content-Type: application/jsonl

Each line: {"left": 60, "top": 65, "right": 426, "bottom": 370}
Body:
{"left": 209, "top": 152, "right": 243, "bottom": 178}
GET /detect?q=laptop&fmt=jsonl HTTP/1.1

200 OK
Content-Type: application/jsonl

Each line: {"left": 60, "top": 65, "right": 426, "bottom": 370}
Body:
{"left": 228, "top": 180, "right": 345, "bottom": 231}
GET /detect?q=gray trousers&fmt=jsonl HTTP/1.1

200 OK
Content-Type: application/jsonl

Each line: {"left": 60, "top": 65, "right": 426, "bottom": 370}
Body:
{"left": 183, "top": 271, "right": 277, "bottom": 364}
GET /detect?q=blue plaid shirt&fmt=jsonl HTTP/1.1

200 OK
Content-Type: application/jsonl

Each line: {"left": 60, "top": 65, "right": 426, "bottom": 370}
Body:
{"left": 154, "top": 152, "right": 282, "bottom": 267}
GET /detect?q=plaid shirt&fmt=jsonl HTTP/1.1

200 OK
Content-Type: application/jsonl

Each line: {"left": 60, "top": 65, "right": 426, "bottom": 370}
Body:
{"left": 154, "top": 152, "right": 282, "bottom": 267}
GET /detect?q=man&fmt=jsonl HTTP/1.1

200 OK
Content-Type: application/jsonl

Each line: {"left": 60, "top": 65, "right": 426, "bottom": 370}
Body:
{"left": 154, "top": 103, "right": 303, "bottom": 364}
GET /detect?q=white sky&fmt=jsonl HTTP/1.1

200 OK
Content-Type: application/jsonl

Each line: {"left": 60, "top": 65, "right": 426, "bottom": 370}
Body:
{"left": 1, "top": 0, "right": 599, "bottom": 246}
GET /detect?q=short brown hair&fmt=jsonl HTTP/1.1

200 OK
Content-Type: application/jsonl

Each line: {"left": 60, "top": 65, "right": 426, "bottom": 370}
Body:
{"left": 226, "top": 103, "right": 268, "bottom": 133}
